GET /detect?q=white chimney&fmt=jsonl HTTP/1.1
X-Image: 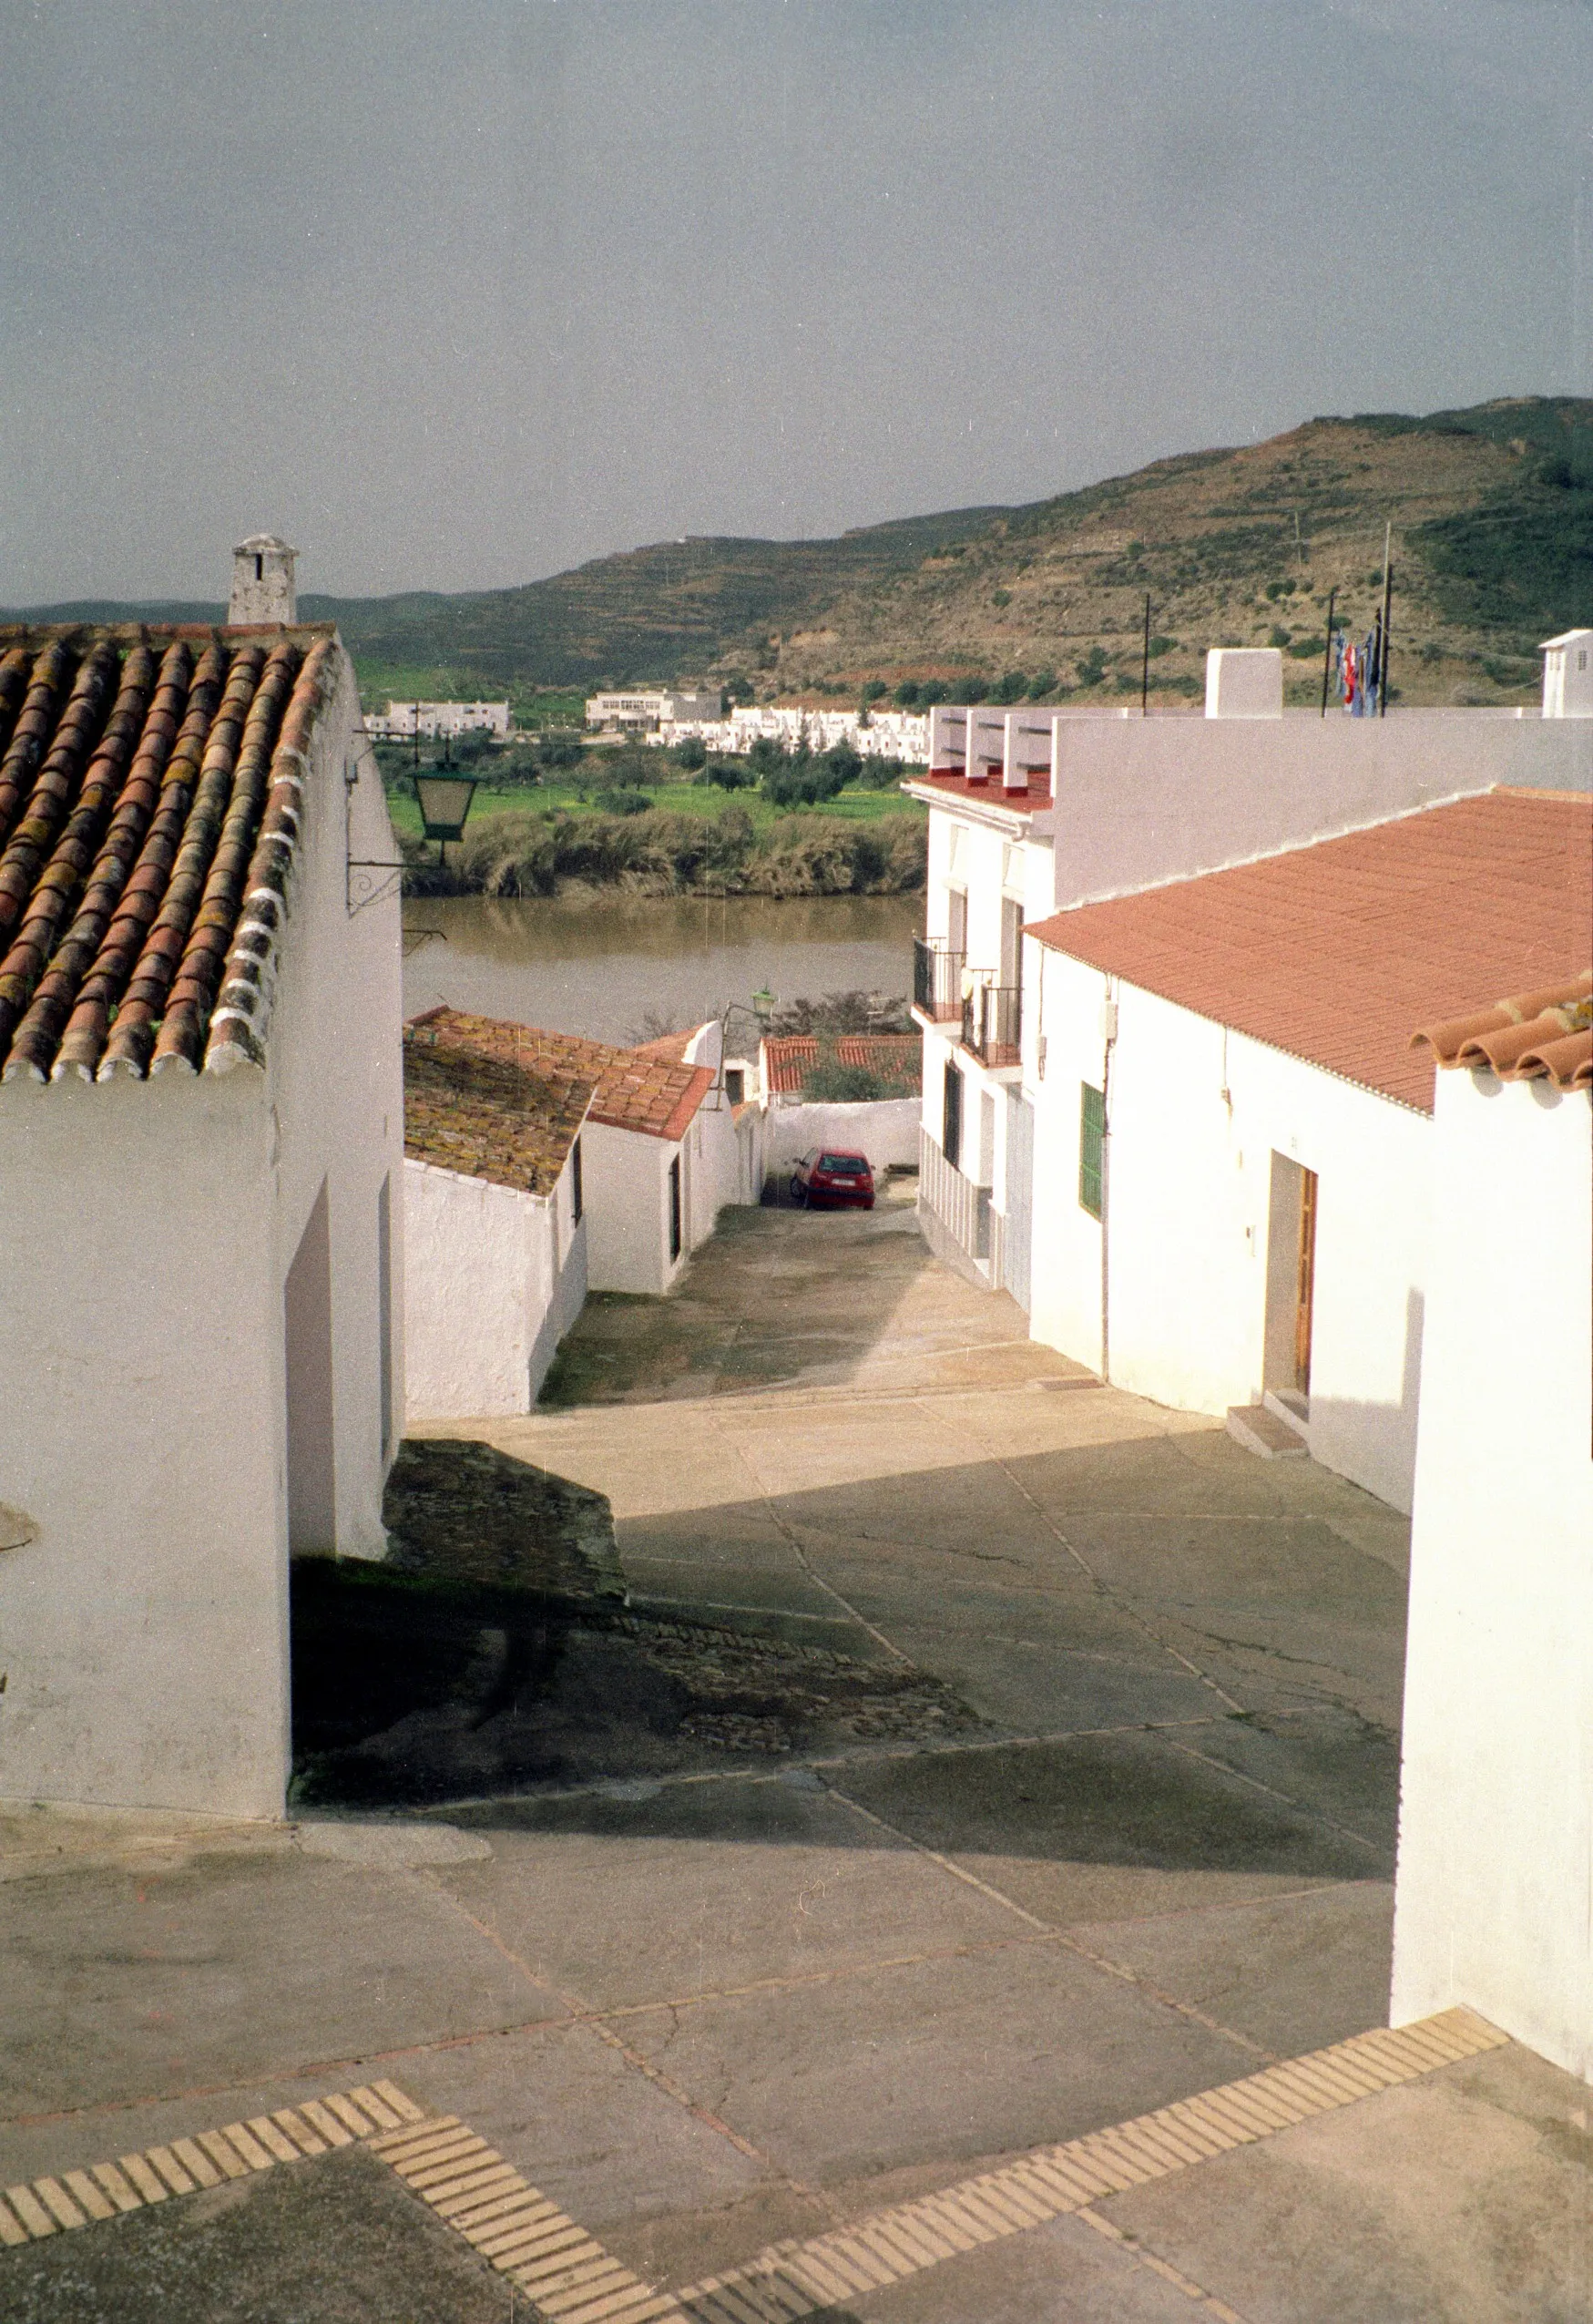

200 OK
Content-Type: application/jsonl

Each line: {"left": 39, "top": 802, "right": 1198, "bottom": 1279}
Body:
{"left": 229, "top": 535, "right": 298, "bottom": 627}
{"left": 1204, "top": 647, "right": 1283, "bottom": 719}
{"left": 1539, "top": 629, "right": 1593, "bottom": 717}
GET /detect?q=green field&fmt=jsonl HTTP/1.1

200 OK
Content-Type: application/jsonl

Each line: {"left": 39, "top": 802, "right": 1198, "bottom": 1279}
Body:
{"left": 383, "top": 773, "right": 927, "bottom": 841}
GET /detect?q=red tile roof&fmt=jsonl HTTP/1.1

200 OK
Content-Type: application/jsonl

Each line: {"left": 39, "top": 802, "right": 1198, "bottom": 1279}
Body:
{"left": 408, "top": 1007, "right": 714, "bottom": 1142}
{"left": 1414, "top": 973, "right": 1591, "bottom": 1090}
{"left": 1026, "top": 791, "right": 1593, "bottom": 1112}
{"left": 628, "top": 1028, "right": 699, "bottom": 1065}
{"left": 910, "top": 772, "right": 1050, "bottom": 814}
{"left": 762, "top": 1032, "right": 922, "bottom": 1097}
{"left": 403, "top": 1018, "right": 596, "bottom": 1194}
{"left": 0, "top": 624, "right": 340, "bottom": 1082}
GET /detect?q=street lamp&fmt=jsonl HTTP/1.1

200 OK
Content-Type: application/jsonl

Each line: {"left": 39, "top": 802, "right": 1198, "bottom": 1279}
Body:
{"left": 414, "top": 773, "right": 478, "bottom": 869}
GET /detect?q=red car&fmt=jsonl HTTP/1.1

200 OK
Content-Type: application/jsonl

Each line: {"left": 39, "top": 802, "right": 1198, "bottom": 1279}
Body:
{"left": 790, "top": 1148, "right": 875, "bottom": 1209}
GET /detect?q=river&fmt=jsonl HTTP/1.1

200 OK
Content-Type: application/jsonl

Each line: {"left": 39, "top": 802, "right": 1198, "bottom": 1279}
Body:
{"left": 401, "top": 893, "right": 924, "bottom": 1044}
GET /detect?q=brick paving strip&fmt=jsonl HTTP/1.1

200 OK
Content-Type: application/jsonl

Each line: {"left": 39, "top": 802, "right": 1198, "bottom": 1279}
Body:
{"left": 668, "top": 2008, "right": 1506, "bottom": 2324}
{"left": 0, "top": 2010, "right": 1506, "bottom": 2323}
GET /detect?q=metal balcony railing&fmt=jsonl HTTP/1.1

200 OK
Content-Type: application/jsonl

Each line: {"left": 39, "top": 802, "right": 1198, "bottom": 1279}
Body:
{"left": 914, "top": 937, "right": 965, "bottom": 1022}
{"left": 961, "top": 981, "right": 1022, "bottom": 1068}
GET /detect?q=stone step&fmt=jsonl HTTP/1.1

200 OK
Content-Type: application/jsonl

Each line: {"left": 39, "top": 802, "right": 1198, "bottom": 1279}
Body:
{"left": 1226, "top": 1402, "right": 1309, "bottom": 1459}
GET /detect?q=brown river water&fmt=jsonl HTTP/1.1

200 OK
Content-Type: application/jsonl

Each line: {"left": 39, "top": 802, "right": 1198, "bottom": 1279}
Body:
{"left": 400, "top": 893, "right": 924, "bottom": 1045}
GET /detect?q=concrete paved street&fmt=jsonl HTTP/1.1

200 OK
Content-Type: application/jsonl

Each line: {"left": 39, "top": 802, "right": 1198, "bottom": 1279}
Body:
{"left": 2, "top": 1184, "right": 1588, "bottom": 2319}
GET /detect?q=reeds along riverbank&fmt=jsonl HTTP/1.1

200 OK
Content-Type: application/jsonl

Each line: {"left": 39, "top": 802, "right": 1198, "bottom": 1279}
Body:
{"left": 400, "top": 805, "right": 927, "bottom": 898}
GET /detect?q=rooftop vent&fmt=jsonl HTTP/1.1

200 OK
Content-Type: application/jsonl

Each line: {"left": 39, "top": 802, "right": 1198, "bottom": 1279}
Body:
{"left": 229, "top": 534, "right": 298, "bottom": 627}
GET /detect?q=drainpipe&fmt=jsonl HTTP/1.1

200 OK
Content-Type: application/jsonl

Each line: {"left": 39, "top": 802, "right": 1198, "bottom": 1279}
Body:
{"left": 1099, "top": 979, "right": 1118, "bottom": 1385}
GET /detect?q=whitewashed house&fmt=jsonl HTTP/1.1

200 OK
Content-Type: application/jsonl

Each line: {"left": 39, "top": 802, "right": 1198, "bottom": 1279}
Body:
{"left": 908, "top": 650, "right": 1592, "bottom": 1345}
{"left": 1020, "top": 790, "right": 1588, "bottom": 1512}
{"left": 1391, "top": 976, "right": 1592, "bottom": 2080}
{"left": 404, "top": 1009, "right": 735, "bottom": 1302}
{"left": 403, "top": 1012, "right": 595, "bottom": 1418}
{"left": 0, "top": 549, "right": 404, "bottom": 1818}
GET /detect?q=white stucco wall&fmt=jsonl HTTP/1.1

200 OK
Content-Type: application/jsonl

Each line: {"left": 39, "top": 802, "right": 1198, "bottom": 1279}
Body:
{"left": 583, "top": 1121, "right": 677, "bottom": 1295}
{"left": 265, "top": 665, "right": 405, "bottom": 1560}
{"left": 1390, "top": 1071, "right": 1593, "bottom": 2080}
{"left": 764, "top": 1098, "right": 922, "bottom": 1176}
{"left": 403, "top": 1144, "right": 586, "bottom": 1420}
{"left": 0, "top": 638, "right": 404, "bottom": 1819}
{"left": 0, "top": 1039, "right": 288, "bottom": 1816}
{"left": 1026, "top": 947, "right": 1431, "bottom": 1510}
{"left": 1043, "top": 711, "right": 1590, "bottom": 908}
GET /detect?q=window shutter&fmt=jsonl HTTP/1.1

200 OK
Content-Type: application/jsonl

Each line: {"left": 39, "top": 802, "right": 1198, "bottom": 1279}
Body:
{"left": 1078, "top": 1083, "right": 1105, "bottom": 1218}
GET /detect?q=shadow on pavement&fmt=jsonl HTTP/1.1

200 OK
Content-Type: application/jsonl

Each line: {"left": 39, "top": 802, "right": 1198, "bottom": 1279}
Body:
{"left": 290, "top": 1438, "right": 977, "bottom": 1810}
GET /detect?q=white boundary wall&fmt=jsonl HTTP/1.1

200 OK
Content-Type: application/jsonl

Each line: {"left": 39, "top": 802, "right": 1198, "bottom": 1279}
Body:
{"left": 1391, "top": 1071, "right": 1593, "bottom": 2080}
{"left": 762, "top": 1098, "right": 922, "bottom": 1178}
{"left": 1026, "top": 949, "right": 1430, "bottom": 1511}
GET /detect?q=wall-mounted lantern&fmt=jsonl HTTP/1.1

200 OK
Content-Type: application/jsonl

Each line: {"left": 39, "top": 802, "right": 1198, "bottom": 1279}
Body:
{"left": 414, "top": 773, "right": 478, "bottom": 867}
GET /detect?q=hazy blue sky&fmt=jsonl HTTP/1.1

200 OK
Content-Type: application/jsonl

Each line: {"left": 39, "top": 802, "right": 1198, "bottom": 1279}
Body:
{"left": 3, "top": 0, "right": 1588, "bottom": 602}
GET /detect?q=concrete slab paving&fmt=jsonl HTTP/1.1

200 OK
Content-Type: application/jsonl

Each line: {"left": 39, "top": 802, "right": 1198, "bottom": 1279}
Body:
{"left": 5, "top": 1201, "right": 1578, "bottom": 2321}
{"left": 433, "top": 1777, "right": 1024, "bottom": 2010}
{"left": 0, "top": 1850, "right": 542, "bottom": 2117}
{"left": 1067, "top": 1879, "right": 1398, "bottom": 2059}
{"left": 1096, "top": 2042, "right": 1592, "bottom": 2322}
{"left": 609, "top": 1938, "right": 1248, "bottom": 2189}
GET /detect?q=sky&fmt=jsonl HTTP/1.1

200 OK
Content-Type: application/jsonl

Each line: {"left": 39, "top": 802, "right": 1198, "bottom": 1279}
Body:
{"left": 2, "top": 0, "right": 1588, "bottom": 605}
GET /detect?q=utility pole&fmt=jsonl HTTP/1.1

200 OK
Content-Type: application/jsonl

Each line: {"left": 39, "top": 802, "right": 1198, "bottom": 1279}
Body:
{"left": 1320, "top": 587, "right": 1337, "bottom": 717}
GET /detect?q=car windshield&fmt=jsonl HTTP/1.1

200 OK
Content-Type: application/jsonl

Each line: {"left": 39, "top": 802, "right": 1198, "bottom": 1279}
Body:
{"left": 818, "top": 1154, "right": 867, "bottom": 1174}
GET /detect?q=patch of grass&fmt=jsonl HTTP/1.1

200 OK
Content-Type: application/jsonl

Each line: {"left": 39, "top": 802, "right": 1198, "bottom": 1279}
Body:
{"left": 385, "top": 773, "right": 927, "bottom": 841}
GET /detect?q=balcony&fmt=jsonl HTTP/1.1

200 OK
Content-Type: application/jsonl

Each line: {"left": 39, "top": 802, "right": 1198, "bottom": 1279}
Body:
{"left": 913, "top": 937, "right": 965, "bottom": 1023}
{"left": 961, "top": 980, "right": 1022, "bottom": 1070}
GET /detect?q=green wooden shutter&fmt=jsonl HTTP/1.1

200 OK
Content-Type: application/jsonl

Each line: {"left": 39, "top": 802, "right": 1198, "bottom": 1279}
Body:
{"left": 1078, "top": 1082, "right": 1105, "bottom": 1218}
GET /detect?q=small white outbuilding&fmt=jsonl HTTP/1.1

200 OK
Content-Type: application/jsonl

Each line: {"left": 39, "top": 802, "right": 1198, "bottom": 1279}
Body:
{"left": 403, "top": 1010, "right": 596, "bottom": 1419}
{"left": 0, "top": 594, "right": 403, "bottom": 1819}
{"left": 1391, "top": 976, "right": 1592, "bottom": 2081}
{"left": 1539, "top": 627, "right": 1593, "bottom": 718}
{"left": 401, "top": 1008, "right": 734, "bottom": 1313}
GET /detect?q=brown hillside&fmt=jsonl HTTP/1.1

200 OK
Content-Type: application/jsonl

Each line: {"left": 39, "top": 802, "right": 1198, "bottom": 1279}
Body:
{"left": 762, "top": 400, "right": 1590, "bottom": 709}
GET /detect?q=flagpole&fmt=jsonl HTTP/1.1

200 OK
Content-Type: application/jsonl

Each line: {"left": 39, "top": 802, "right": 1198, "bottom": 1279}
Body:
{"left": 1379, "top": 523, "right": 1394, "bottom": 718}
{"left": 1320, "top": 586, "right": 1337, "bottom": 717}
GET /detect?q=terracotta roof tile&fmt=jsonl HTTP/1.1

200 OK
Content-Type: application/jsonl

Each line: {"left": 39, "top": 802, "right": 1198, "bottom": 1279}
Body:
{"left": 629, "top": 1028, "right": 697, "bottom": 1064}
{"left": 1026, "top": 791, "right": 1593, "bottom": 1113}
{"left": 408, "top": 1006, "right": 713, "bottom": 1142}
{"left": 763, "top": 1032, "right": 922, "bottom": 1096}
{"left": 912, "top": 771, "right": 1049, "bottom": 813}
{"left": 403, "top": 1019, "right": 596, "bottom": 1194}
{"left": 1413, "top": 972, "right": 1591, "bottom": 1090}
{"left": 763, "top": 1034, "right": 819, "bottom": 1095}
{"left": 0, "top": 623, "right": 339, "bottom": 1082}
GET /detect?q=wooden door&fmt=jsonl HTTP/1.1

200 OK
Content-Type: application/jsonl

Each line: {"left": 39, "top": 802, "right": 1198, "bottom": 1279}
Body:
{"left": 1293, "top": 1169, "right": 1318, "bottom": 1393}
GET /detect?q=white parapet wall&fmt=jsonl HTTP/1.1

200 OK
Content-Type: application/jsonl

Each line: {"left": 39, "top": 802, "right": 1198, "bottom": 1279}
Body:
{"left": 1390, "top": 1067, "right": 1593, "bottom": 2081}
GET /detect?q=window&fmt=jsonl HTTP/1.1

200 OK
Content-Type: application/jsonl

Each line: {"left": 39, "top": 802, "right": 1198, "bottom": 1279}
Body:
{"left": 724, "top": 1067, "right": 745, "bottom": 1106}
{"left": 943, "top": 1059, "right": 963, "bottom": 1171}
{"left": 668, "top": 1155, "right": 682, "bottom": 1260}
{"left": 570, "top": 1136, "right": 583, "bottom": 1224}
{"left": 1078, "top": 1083, "right": 1105, "bottom": 1218}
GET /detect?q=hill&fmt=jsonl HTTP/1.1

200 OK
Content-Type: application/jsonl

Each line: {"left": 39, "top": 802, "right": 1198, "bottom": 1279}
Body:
{"left": 10, "top": 396, "right": 1588, "bottom": 710}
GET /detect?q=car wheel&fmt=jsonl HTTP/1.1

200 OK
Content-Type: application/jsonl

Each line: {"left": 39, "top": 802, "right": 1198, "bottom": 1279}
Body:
{"left": 790, "top": 1179, "right": 805, "bottom": 1205}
